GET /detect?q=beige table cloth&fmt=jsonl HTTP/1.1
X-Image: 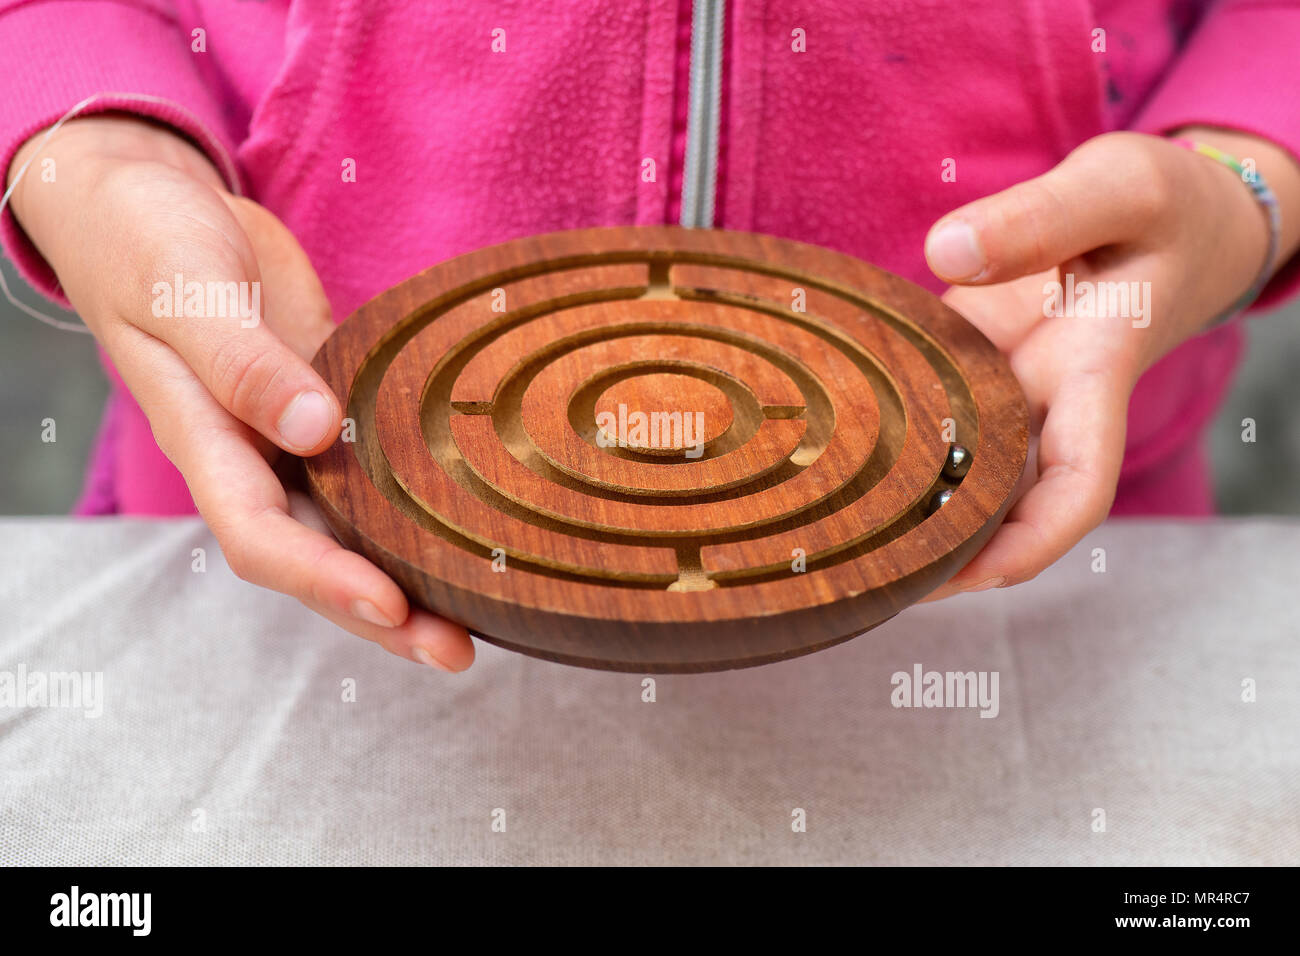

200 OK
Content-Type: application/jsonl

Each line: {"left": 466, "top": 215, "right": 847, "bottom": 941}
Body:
{"left": 1, "top": 517, "right": 1295, "bottom": 865}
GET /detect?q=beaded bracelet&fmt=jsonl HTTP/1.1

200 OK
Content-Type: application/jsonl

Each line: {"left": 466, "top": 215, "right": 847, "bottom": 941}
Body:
{"left": 1169, "top": 137, "right": 1282, "bottom": 325}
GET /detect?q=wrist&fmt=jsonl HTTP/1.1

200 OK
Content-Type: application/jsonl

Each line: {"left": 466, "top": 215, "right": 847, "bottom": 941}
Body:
{"left": 1167, "top": 126, "right": 1300, "bottom": 327}
{"left": 8, "top": 115, "right": 226, "bottom": 228}
{"left": 1170, "top": 126, "right": 1300, "bottom": 263}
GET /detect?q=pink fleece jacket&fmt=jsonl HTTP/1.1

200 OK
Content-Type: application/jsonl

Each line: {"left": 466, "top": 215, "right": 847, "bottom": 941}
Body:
{"left": 2, "top": 0, "right": 1299, "bottom": 517}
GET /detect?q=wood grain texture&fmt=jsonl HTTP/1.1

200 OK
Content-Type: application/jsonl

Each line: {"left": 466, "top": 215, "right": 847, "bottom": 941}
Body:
{"left": 305, "top": 227, "right": 1029, "bottom": 672}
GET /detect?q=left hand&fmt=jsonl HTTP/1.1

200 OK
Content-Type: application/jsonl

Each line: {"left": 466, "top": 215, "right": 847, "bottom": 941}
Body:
{"left": 921, "top": 129, "right": 1297, "bottom": 600}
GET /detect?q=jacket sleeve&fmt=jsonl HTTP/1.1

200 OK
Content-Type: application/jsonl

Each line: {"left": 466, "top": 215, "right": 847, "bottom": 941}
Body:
{"left": 0, "top": 0, "right": 245, "bottom": 303}
{"left": 1129, "top": 0, "right": 1300, "bottom": 313}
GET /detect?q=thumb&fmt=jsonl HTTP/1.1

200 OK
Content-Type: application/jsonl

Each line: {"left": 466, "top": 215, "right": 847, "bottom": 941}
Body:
{"left": 924, "top": 133, "right": 1168, "bottom": 285}
{"left": 103, "top": 171, "right": 343, "bottom": 458}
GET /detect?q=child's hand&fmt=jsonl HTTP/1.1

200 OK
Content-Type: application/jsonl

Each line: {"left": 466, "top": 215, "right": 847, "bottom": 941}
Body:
{"left": 7, "top": 116, "right": 473, "bottom": 671}
{"left": 922, "top": 129, "right": 1299, "bottom": 600}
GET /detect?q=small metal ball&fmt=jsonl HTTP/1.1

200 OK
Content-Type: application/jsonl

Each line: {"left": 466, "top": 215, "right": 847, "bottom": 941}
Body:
{"left": 943, "top": 444, "right": 972, "bottom": 481}
{"left": 927, "top": 487, "right": 956, "bottom": 515}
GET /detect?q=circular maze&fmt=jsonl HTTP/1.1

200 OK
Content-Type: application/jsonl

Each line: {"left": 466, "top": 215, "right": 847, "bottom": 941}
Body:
{"left": 306, "top": 227, "right": 1028, "bottom": 672}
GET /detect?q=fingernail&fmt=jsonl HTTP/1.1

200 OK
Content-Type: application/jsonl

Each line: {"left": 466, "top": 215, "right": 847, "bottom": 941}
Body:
{"left": 926, "top": 220, "right": 986, "bottom": 281}
{"left": 351, "top": 598, "right": 397, "bottom": 628}
{"left": 964, "top": 576, "right": 1006, "bottom": 593}
{"left": 412, "top": 645, "right": 456, "bottom": 672}
{"left": 277, "top": 390, "right": 334, "bottom": 451}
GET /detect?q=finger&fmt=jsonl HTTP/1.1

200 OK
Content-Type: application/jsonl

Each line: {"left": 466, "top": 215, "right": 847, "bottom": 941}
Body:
{"left": 285, "top": 490, "right": 475, "bottom": 670}
{"left": 109, "top": 325, "right": 472, "bottom": 664}
{"left": 925, "top": 132, "right": 1170, "bottom": 285}
{"left": 298, "top": 597, "right": 476, "bottom": 672}
{"left": 179, "top": 411, "right": 475, "bottom": 668}
{"left": 941, "top": 269, "right": 1060, "bottom": 357}
{"left": 925, "top": 367, "right": 1128, "bottom": 598}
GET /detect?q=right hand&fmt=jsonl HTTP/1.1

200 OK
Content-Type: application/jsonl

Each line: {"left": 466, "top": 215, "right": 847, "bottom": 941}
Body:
{"left": 7, "top": 115, "right": 474, "bottom": 672}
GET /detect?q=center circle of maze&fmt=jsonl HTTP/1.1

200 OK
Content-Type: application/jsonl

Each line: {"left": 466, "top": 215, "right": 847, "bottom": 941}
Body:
{"left": 593, "top": 372, "right": 733, "bottom": 455}
{"left": 371, "top": 257, "right": 959, "bottom": 590}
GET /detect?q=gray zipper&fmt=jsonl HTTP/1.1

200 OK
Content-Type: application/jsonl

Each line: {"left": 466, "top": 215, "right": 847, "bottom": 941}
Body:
{"left": 680, "top": 0, "right": 724, "bottom": 229}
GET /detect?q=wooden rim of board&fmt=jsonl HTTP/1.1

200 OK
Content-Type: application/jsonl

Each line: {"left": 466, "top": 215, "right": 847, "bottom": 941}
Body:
{"left": 306, "top": 227, "right": 1029, "bottom": 672}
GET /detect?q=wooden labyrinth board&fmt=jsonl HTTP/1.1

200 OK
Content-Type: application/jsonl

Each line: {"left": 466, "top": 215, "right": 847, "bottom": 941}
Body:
{"left": 306, "top": 227, "right": 1029, "bottom": 672}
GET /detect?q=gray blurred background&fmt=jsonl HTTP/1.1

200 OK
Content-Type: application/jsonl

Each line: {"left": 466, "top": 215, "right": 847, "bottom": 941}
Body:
{"left": 1, "top": 258, "right": 1298, "bottom": 515}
